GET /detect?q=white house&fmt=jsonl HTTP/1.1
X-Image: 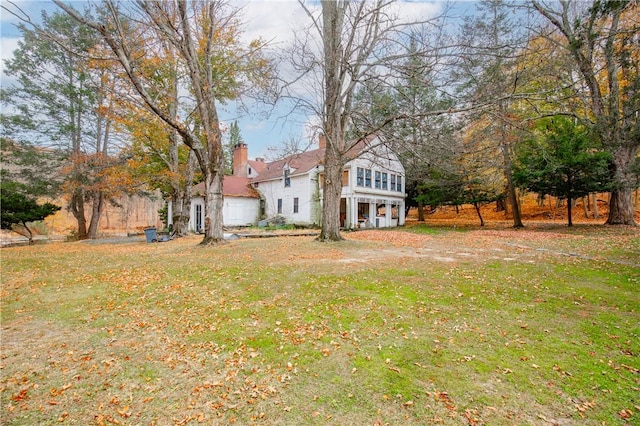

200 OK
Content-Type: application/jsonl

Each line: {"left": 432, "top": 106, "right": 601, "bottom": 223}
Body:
{"left": 182, "top": 135, "right": 406, "bottom": 231}
{"left": 250, "top": 134, "right": 406, "bottom": 229}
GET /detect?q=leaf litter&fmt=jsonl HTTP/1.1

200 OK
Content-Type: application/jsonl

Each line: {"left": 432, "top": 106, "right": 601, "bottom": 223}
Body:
{"left": 1, "top": 224, "right": 638, "bottom": 425}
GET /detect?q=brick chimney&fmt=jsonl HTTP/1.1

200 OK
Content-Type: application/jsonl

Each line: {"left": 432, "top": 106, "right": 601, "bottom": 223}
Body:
{"left": 318, "top": 134, "right": 326, "bottom": 149}
{"left": 233, "top": 143, "right": 248, "bottom": 177}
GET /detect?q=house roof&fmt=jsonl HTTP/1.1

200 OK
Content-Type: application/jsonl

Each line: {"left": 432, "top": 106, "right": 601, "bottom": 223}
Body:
{"left": 250, "top": 137, "right": 375, "bottom": 184}
{"left": 193, "top": 176, "right": 261, "bottom": 198}
{"left": 250, "top": 148, "right": 326, "bottom": 183}
{"left": 248, "top": 159, "right": 267, "bottom": 174}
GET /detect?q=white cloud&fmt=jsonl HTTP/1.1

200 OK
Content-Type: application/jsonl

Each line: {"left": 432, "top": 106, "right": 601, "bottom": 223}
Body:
{"left": 234, "top": 1, "right": 444, "bottom": 47}
{"left": 235, "top": 1, "right": 309, "bottom": 47}
{"left": 393, "top": 1, "right": 444, "bottom": 23}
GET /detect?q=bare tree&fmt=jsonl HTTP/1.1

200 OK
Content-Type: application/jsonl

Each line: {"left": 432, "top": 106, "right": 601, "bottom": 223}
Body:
{"left": 54, "top": 0, "right": 275, "bottom": 244}
{"left": 288, "top": 1, "right": 441, "bottom": 241}
{"left": 264, "top": 134, "right": 313, "bottom": 162}
{"left": 532, "top": 0, "right": 639, "bottom": 226}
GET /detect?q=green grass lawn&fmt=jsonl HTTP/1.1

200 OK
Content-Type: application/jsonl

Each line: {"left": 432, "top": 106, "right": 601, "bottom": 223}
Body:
{"left": 1, "top": 226, "right": 638, "bottom": 425}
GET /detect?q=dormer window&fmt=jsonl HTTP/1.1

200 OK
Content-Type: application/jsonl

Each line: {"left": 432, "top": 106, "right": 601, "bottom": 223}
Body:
{"left": 284, "top": 168, "right": 291, "bottom": 187}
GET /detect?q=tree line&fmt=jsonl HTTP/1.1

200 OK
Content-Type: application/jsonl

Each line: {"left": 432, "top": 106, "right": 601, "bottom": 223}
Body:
{"left": 1, "top": 0, "right": 638, "bottom": 244}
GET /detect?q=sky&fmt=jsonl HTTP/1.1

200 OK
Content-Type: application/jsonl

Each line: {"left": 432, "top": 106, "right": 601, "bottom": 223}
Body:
{"left": 0, "top": 0, "right": 470, "bottom": 159}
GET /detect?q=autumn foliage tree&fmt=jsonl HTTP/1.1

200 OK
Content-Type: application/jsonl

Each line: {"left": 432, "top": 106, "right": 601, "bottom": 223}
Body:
{"left": 55, "top": 0, "right": 275, "bottom": 245}
{"left": 120, "top": 109, "right": 197, "bottom": 237}
{"left": 454, "top": 0, "right": 532, "bottom": 228}
{"left": 108, "top": 37, "right": 197, "bottom": 237}
{"left": 1, "top": 10, "right": 118, "bottom": 239}
{"left": 532, "top": 0, "right": 640, "bottom": 225}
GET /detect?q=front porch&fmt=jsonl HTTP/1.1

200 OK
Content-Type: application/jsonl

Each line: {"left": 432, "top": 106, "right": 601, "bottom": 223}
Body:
{"left": 340, "top": 197, "right": 405, "bottom": 229}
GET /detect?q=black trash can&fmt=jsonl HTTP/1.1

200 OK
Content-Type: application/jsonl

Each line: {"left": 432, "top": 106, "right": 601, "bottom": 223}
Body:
{"left": 144, "top": 227, "right": 157, "bottom": 243}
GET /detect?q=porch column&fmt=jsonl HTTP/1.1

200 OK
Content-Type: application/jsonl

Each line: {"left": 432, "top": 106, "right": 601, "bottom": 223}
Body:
{"left": 350, "top": 197, "right": 357, "bottom": 229}
{"left": 370, "top": 202, "right": 376, "bottom": 227}
{"left": 386, "top": 201, "right": 391, "bottom": 227}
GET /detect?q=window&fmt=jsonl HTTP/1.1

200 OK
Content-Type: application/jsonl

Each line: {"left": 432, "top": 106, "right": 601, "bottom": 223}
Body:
{"left": 284, "top": 169, "right": 290, "bottom": 187}
{"left": 397, "top": 175, "right": 402, "bottom": 192}
{"left": 293, "top": 197, "right": 299, "bottom": 213}
{"left": 382, "top": 172, "right": 388, "bottom": 190}
{"left": 390, "top": 174, "right": 396, "bottom": 191}
{"left": 356, "top": 167, "right": 364, "bottom": 186}
{"left": 277, "top": 198, "right": 283, "bottom": 214}
{"left": 375, "top": 171, "right": 381, "bottom": 189}
{"left": 365, "top": 169, "right": 372, "bottom": 188}
{"left": 195, "top": 204, "right": 202, "bottom": 232}
{"left": 342, "top": 170, "right": 349, "bottom": 186}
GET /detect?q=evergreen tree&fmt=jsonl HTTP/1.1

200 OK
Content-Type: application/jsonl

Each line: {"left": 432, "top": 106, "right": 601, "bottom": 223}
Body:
{"left": 226, "top": 120, "right": 244, "bottom": 175}
{"left": 0, "top": 180, "right": 61, "bottom": 243}
{"left": 352, "top": 37, "right": 459, "bottom": 222}
{"left": 513, "top": 117, "right": 612, "bottom": 226}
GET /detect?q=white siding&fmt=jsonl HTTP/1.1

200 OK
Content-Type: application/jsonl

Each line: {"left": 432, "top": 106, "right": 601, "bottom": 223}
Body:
{"left": 224, "top": 197, "right": 260, "bottom": 226}
{"left": 186, "top": 196, "right": 259, "bottom": 231}
{"left": 255, "top": 139, "right": 406, "bottom": 228}
{"left": 256, "top": 172, "right": 319, "bottom": 225}
{"left": 340, "top": 142, "right": 406, "bottom": 229}
{"left": 184, "top": 136, "right": 406, "bottom": 229}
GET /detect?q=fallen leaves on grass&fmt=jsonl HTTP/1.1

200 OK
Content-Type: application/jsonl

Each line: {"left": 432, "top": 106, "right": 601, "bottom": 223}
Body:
{"left": 346, "top": 230, "right": 431, "bottom": 247}
{"left": 468, "top": 230, "right": 578, "bottom": 241}
{"left": 619, "top": 409, "right": 633, "bottom": 420}
{"left": 2, "top": 227, "right": 638, "bottom": 425}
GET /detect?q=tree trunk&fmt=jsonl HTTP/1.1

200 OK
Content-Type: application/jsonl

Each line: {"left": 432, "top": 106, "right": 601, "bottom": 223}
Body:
{"left": 171, "top": 193, "right": 191, "bottom": 237}
{"left": 501, "top": 140, "right": 523, "bottom": 228}
{"left": 188, "top": 132, "right": 225, "bottom": 246}
{"left": 582, "top": 196, "right": 589, "bottom": 218}
{"left": 70, "top": 188, "right": 88, "bottom": 240}
{"left": 18, "top": 222, "right": 34, "bottom": 244}
{"left": 606, "top": 190, "right": 636, "bottom": 225}
{"left": 606, "top": 145, "right": 638, "bottom": 225}
{"left": 169, "top": 132, "right": 195, "bottom": 237}
{"left": 473, "top": 202, "right": 485, "bottom": 227}
{"left": 200, "top": 156, "right": 226, "bottom": 245}
{"left": 317, "top": 1, "right": 345, "bottom": 242}
{"left": 417, "top": 199, "right": 425, "bottom": 222}
{"left": 593, "top": 193, "right": 599, "bottom": 219}
{"left": 318, "top": 146, "right": 344, "bottom": 241}
{"left": 87, "top": 191, "right": 105, "bottom": 239}
{"left": 567, "top": 196, "right": 573, "bottom": 227}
